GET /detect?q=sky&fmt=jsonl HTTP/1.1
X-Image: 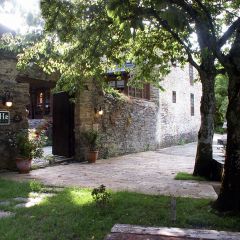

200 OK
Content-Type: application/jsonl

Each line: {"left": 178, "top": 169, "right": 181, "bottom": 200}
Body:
{"left": 0, "top": 0, "right": 40, "bottom": 33}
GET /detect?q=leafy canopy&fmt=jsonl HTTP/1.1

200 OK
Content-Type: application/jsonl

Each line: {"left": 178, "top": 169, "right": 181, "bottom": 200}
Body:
{"left": 1, "top": 0, "right": 239, "bottom": 93}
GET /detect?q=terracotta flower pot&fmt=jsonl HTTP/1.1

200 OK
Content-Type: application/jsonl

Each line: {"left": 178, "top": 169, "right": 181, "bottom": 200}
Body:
{"left": 16, "top": 157, "right": 32, "bottom": 174}
{"left": 88, "top": 151, "right": 98, "bottom": 163}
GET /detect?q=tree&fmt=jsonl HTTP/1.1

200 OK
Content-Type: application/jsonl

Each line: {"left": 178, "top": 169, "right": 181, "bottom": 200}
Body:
{"left": 101, "top": 0, "right": 240, "bottom": 211}
{"left": 163, "top": 0, "right": 240, "bottom": 212}
{"left": 214, "top": 24, "right": 240, "bottom": 211}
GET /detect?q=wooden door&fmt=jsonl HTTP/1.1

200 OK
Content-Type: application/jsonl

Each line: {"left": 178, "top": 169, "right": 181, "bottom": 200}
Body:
{"left": 52, "top": 92, "right": 75, "bottom": 157}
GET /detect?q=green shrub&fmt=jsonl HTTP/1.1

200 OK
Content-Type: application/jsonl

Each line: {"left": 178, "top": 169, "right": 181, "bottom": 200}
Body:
{"left": 82, "top": 129, "right": 100, "bottom": 151}
{"left": 91, "top": 185, "right": 111, "bottom": 207}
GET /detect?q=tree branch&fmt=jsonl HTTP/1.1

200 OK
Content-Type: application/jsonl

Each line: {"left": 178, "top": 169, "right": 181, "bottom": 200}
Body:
{"left": 193, "top": 0, "right": 217, "bottom": 42}
{"left": 151, "top": 11, "right": 200, "bottom": 71}
{"left": 217, "top": 18, "right": 240, "bottom": 49}
{"left": 167, "top": 0, "right": 199, "bottom": 21}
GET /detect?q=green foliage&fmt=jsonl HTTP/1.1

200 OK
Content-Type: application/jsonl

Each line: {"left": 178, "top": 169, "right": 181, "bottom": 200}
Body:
{"left": 6, "top": 0, "right": 192, "bottom": 94}
{"left": 177, "top": 139, "right": 186, "bottom": 146}
{"left": 14, "top": 130, "right": 45, "bottom": 159}
{"left": 91, "top": 184, "right": 111, "bottom": 207}
{"left": 0, "top": 33, "right": 43, "bottom": 54}
{"left": 29, "top": 180, "right": 43, "bottom": 192}
{"left": 1, "top": 0, "right": 238, "bottom": 98}
{"left": 103, "top": 85, "right": 127, "bottom": 101}
{"left": 175, "top": 172, "right": 207, "bottom": 181}
{"left": 215, "top": 75, "right": 228, "bottom": 128}
{"left": 82, "top": 129, "right": 100, "bottom": 151}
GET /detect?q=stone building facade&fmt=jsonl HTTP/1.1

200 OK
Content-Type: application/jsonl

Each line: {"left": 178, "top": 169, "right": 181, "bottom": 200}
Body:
{"left": 74, "top": 64, "right": 201, "bottom": 160}
{"left": 0, "top": 54, "right": 29, "bottom": 169}
{"left": 0, "top": 49, "right": 201, "bottom": 167}
{"left": 0, "top": 53, "right": 56, "bottom": 169}
{"left": 157, "top": 65, "right": 201, "bottom": 147}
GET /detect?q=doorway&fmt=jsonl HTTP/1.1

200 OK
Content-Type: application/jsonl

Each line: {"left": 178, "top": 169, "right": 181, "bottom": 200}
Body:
{"left": 52, "top": 92, "right": 75, "bottom": 158}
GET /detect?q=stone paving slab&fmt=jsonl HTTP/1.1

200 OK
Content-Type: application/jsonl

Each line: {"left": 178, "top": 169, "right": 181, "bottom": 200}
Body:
{"left": 105, "top": 224, "right": 240, "bottom": 240}
{"left": 1, "top": 143, "right": 218, "bottom": 199}
{"left": 14, "top": 197, "right": 28, "bottom": 202}
{"left": 0, "top": 211, "right": 14, "bottom": 219}
{"left": 14, "top": 193, "right": 55, "bottom": 208}
{"left": 0, "top": 201, "right": 11, "bottom": 206}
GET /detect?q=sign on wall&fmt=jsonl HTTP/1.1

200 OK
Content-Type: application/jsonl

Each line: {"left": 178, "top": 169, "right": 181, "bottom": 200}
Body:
{"left": 0, "top": 111, "right": 10, "bottom": 125}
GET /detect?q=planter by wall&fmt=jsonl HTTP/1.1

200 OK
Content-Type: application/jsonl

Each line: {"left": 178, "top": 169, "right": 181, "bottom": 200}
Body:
{"left": 88, "top": 151, "right": 98, "bottom": 163}
{"left": 16, "top": 158, "right": 32, "bottom": 174}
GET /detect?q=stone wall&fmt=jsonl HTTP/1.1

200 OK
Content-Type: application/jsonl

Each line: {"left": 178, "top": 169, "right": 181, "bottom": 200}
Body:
{"left": 0, "top": 80, "right": 29, "bottom": 169}
{"left": 0, "top": 55, "right": 18, "bottom": 82}
{"left": 0, "top": 55, "right": 29, "bottom": 169}
{"left": 98, "top": 96, "right": 158, "bottom": 158}
{"left": 157, "top": 64, "right": 202, "bottom": 147}
{"left": 74, "top": 64, "right": 201, "bottom": 161}
{"left": 74, "top": 80, "right": 96, "bottom": 160}
{"left": 74, "top": 80, "right": 159, "bottom": 161}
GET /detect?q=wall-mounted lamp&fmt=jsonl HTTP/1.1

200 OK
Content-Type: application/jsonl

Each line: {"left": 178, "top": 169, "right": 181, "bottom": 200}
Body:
{"left": 1, "top": 91, "right": 13, "bottom": 108}
{"left": 95, "top": 107, "right": 104, "bottom": 116}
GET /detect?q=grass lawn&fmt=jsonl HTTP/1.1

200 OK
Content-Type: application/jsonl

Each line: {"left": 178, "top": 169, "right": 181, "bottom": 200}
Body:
{"left": 0, "top": 178, "right": 240, "bottom": 240}
{"left": 175, "top": 172, "right": 207, "bottom": 181}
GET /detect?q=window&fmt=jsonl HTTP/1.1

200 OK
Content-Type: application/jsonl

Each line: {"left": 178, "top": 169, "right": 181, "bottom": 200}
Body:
{"left": 189, "top": 64, "right": 194, "bottom": 85}
{"left": 190, "top": 93, "right": 194, "bottom": 116}
{"left": 107, "top": 74, "right": 150, "bottom": 100}
{"left": 172, "top": 91, "right": 176, "bottom": 103}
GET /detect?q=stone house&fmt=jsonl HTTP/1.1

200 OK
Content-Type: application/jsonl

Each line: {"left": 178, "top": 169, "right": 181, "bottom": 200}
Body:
{"left": 0, "top": 52, "right": 56, "bottom": 169}
{"left": 75, "top": 64, "right": 201, "bottom": 160}
{"left": 0, "top": 34, "right": 201, "bottom": 168}
{"left": 0, "top": 51, "right": 201, "bottom": 168}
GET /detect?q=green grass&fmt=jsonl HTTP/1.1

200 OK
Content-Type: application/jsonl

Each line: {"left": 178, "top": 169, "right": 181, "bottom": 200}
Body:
{"left": 175, "top": 172, "right": 207, "bottom": 181}
{"left": 0, "top": 178, "right": 240, "bottom": 240}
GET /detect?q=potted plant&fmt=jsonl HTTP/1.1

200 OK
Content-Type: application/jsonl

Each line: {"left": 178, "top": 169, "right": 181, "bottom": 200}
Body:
{"left": 14, "top": 130, "right": 45, "bottom": 173}
{"left": 82, "top": 129, "right": 100, "bottom": 163}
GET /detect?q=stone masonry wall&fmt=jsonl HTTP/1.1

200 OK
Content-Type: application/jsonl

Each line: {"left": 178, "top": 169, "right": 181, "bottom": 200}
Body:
{"left": 157, "top": 64, "right": 201, "bottom": 147}
{"left": 0, "top": 53, "right": 56, "bottom": 169}
{"left": 98, "top": 96, "right": 158, "bottom": 159}
{"left": 0, "top": 56, "right": 29, "bottom": 169}
{"left": 74, "top": 64, "right": 201, "bottom": 161}
{"left": 74, "top": 80, "right": 96, "bottom": 160}
{"left": 0, "top": 56, "right": 18, "bottom": 82}
{"left": 74, "top": 80, "right": 159, "bottom": 161}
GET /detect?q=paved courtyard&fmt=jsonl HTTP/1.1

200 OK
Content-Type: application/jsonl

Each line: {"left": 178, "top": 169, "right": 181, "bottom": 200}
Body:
{"left": 1, "top": 142, "right": 218, "bottom": 199}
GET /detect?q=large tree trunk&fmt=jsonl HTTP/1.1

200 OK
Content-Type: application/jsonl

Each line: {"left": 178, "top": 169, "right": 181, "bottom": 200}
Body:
{"left": 214, "top": 30, "right": 240, "bottom": 211}
{"left": 192, "top": 20, "right": 217, "bottom": 179}
{"left": 193, "top": 71, "right": 216, "bottom": 179}
{"left": 214, "top": 72, "right": 240, "bottom": 211}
